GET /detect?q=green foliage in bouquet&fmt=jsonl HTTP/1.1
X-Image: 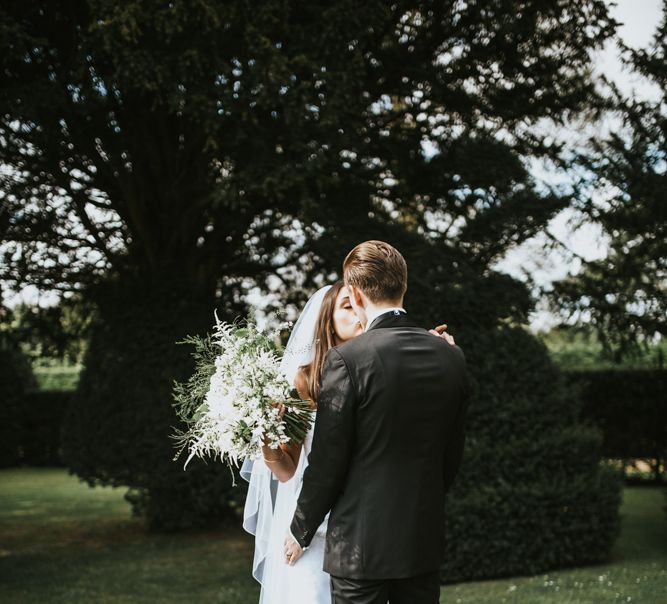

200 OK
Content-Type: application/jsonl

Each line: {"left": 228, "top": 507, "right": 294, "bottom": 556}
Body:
{"left": 171, "top": 333, "right": 218, "bottom": 439}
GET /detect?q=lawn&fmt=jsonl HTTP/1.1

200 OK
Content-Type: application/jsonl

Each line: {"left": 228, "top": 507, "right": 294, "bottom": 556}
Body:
{"left": 32, "top": 364, "right": 81, "bottom": 391}
{"left": 0, "top": 468, "right": 665, "bottom": 603}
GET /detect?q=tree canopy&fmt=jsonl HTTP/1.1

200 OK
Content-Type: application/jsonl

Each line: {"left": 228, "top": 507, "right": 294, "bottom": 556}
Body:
{"left": 1, "top": 0, "right": 615, "bottom": 307}
{"left": 549, "top": 2, "right": 666, "bottom": 355}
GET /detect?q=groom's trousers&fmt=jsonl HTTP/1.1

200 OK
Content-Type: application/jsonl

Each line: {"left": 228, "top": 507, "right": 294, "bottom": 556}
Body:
{"left": 330, "top": 570, "right": 440, "bottom": 604}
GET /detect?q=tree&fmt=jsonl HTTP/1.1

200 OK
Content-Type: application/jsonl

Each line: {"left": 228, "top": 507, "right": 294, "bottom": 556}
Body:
{"left": 537, "top": 325, "right": 666, "bottom": 370}
{"left": 1, "top": 0, "right": 394, "bottom": 529}
{"left": 1, "top": 0, "right": 617, "bottom": 305}
{"left": 549, "top": 2, "right": 667, "bottom": 357}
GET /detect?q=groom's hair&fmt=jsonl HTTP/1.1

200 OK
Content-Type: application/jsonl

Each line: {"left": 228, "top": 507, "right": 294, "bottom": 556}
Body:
{"left": 343, "top": 240, "right": 407, "bottom": 303}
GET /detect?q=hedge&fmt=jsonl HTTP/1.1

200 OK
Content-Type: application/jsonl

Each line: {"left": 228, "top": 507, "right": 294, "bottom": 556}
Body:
{"left": 566, "top": 369, "right": 667, "bottom": 481}
{"left": 0, "top": 344, "right": 37, "bottom": 467}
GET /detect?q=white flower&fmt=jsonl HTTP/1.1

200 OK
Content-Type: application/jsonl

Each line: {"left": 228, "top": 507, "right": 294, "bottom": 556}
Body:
{"left": 177, "top": 316, "right": 314, "bottom": 473}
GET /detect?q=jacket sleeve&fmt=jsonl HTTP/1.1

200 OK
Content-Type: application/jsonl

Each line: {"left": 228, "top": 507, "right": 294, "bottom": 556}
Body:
{"left": 290, "top": 348, "right": 357, "bottom": 548}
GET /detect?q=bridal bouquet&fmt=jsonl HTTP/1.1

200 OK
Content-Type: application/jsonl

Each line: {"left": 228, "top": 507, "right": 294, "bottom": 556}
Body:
{"left": 171, "top": 311, "right": 314, "bottom": 481}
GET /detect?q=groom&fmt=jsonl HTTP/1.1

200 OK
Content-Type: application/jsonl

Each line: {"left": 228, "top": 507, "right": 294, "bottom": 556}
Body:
{"left": 284, "top": 240, "right": 470, "bottom": 603}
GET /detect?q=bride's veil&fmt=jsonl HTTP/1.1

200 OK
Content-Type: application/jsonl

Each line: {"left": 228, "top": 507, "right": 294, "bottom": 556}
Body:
{"left": 240, "top": 285, "right": 332, "bottom": 584}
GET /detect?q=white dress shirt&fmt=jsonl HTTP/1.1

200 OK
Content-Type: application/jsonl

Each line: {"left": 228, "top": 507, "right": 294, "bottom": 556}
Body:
{"left": 363, "top": 306, "right": 406, "bottom": 332}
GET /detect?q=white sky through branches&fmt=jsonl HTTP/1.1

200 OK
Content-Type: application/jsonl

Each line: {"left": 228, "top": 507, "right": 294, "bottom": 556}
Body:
{"left": 493, "top": 0, "right": 663, "bottom": 331}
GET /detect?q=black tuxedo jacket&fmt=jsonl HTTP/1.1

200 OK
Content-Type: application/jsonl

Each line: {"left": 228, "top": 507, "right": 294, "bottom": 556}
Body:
{"left": 290, "top": 311, "right": 471, "bottom": 580}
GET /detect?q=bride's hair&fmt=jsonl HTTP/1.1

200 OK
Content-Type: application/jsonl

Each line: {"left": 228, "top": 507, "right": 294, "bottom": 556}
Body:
{"left": 301, "top": 280, "right": 345, "bottom": 403}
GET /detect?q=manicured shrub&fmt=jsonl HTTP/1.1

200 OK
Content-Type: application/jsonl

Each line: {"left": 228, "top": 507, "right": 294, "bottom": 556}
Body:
{"left": 0, "top": 342, "right": 37, "bottom": 467}
{"left": 61, "top": 279, "right": 248, "bottom": 531}
{"left": 566, "top": 369, "right": 667, "bottom": 482}
{"left": 60, "top": 257, "right": 624, "bottom": 578}
{"left": 21, "top": 390, "right": 71, "bottom": 466}
{"left": 438, "top": 327, "right": 623, "bottom": 582}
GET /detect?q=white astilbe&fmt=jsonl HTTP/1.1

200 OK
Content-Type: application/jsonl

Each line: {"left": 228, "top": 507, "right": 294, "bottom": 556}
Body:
{"left": 172, "top": 312, "right": 313, "bottom": 482}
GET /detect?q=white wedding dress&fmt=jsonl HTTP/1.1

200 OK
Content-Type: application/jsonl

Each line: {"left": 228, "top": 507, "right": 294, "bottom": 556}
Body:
{"left": 242, "top": 414, "right": 332, "bottom": 604}
{"left": 240, "top": 285, "right": 334, "bottom": 603}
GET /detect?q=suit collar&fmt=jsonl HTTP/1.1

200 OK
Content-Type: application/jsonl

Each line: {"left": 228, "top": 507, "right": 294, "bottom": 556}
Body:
{"left": 366, "top": 311, "right": 417, "bottom": 332}
{"left": 364, "top": 306, "right": 405, "bottom": 332}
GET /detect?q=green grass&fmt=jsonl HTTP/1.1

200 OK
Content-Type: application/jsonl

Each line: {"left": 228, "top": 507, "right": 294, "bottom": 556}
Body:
{"left": 0, "top": 468, "right": 257, "bottom": 603}
{"left": 32, "top": 364, "right": 81, "bottom": 391}
{"left": 0, "top": 468, "right": 665, "bottom": 603}
{"left": 439, "top": 487, "right": 667, "bottom": 604}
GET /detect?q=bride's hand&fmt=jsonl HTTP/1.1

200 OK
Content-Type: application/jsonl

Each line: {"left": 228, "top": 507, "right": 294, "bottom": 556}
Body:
{"left": 430, "top": 323, "right": 455, "bottom": 346}
{"left": 284, "top": 531, "right": 305, "bottom": 566}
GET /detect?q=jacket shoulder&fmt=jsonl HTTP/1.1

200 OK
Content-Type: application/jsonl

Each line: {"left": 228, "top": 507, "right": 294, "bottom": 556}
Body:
{"left": 334, "top": 324, "right": 430, "bottom": 357}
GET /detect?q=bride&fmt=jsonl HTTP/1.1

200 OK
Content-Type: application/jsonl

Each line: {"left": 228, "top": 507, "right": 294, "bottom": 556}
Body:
{"left": 240, "top": 281, "right": 454, "bottom": 603}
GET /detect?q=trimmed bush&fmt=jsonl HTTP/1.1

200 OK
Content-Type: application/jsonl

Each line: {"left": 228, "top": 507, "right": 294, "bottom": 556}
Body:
{"left": 427, "top": 325, "right": 623, "bottom": 582}
{"left": 0, "top": 342, "right": 37, "bottom": 467}
{"left": 58, "top": 242, "right": 624, "bottom": 577}
{"left": 21, "top": 390, "right": 71, "bottom": 466}
{"left": 566, "top": 369, "right": 667, "bottom": 481}
{"left": 61, "top": 277, "right": 248, "bottom": 531}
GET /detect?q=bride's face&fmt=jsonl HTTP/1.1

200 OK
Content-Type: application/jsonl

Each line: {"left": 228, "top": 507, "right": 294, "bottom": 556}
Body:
{"left": 332, "top": 286, "right": 363, "bottom": 343}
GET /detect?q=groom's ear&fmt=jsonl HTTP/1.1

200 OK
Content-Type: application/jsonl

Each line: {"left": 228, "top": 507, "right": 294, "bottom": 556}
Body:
{"left": 348, "top": 284, "right": 365, "bottom": 308}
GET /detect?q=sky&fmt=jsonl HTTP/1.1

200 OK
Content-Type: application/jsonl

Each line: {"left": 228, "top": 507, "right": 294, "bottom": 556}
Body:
{"left": 3, "top": 0, "right": 664, "bottom": 330}
{"left": 493, "top": 0, "right": 663, "bottom": 332}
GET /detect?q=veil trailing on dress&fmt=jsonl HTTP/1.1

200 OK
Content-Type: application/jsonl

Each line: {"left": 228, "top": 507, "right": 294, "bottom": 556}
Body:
{"left": 240, "top": 285, "right": 332, "bottom": 585}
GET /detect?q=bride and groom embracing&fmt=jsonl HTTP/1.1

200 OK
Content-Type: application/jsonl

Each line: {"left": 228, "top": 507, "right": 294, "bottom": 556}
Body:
{"left": 241, "top": 240, "right": 471, "bottom": 604}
